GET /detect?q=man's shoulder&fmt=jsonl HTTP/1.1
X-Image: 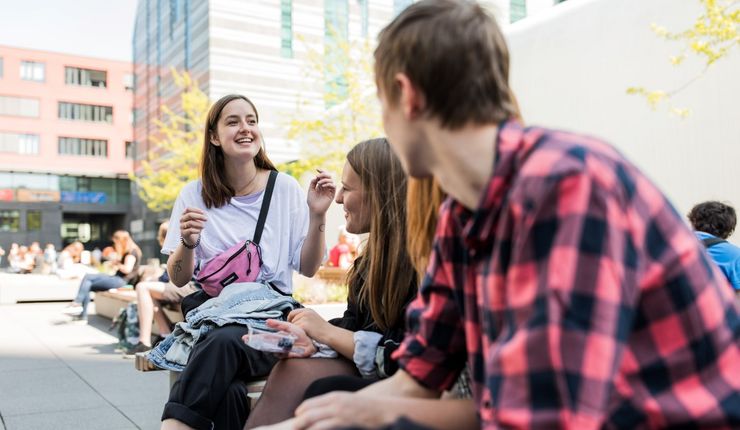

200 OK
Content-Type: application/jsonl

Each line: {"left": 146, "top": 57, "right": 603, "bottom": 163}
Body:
{"left": 517, "top": 126, "right": 655, "bottom": 202}
{"left": 521, "top": 126, "right": 625, "bottom": 176}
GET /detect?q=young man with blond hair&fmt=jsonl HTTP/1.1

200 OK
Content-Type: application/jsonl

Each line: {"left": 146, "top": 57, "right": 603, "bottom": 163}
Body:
{"left": 267, "top": 1, "right": 740, "bottom": 429}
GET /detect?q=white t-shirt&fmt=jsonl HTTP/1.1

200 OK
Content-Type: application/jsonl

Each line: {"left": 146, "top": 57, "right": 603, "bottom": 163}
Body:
{"left": 162, "top": 172, "right": 309, "bottom": 293}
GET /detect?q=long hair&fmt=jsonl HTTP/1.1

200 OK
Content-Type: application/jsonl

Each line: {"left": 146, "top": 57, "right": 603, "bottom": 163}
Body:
{"left": 346, "top": 138, "right": 416, "bottom": 330}
{"left": 200, "top": 94, "right": 277, "bottom": 208}
{"left": 406, "top": 178, "right": 446, "bottom": 278}
{"left": 112, "top": 230, "right": 139, "bottom": 258}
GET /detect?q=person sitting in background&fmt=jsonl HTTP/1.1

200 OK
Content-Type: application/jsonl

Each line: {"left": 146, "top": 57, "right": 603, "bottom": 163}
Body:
{"left": 15, "top": 245, "right": 35, "bottom": 274}
{"left": 7, "top": 243, "right": 21, "bottom": 273}
{"left": 125, "top": 221, "right": 198, "bottom": 354}
{"left": 27, "top": 242, "right": 44, "bottom": 274}
{"left": 326, "top": 226, "right": 358, "bottom": 269}
{"left": 56, "top": 241, "right": 96, "bottom": 279}
{"left": 43, "top": 243, "right": 57, "bottom": 274}
{"left": 62, "top": 231, "right": 142, "bottom": 322}
{"left": 688, "top": 200, "right": 740, "bottom": 291}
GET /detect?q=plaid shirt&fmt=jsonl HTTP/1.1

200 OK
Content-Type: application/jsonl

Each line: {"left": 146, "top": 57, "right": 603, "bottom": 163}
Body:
{"left": 394, "top": 121, "right": 740, "bottom": 429}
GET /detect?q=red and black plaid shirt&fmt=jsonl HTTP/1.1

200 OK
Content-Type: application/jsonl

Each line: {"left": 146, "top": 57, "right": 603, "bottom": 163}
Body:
{"left": 394, "top": 121, "right": 740, "bottom": 429}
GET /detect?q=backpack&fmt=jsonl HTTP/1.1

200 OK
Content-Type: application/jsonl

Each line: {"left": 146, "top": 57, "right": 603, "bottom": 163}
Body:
{"left": 111, "top": 302, "right": 140, "bottom": 350}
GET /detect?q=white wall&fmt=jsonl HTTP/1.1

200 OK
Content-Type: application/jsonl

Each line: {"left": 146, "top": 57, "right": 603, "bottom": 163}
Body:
{"left": 506, "top": 0, "right": 740, "bottom": 241}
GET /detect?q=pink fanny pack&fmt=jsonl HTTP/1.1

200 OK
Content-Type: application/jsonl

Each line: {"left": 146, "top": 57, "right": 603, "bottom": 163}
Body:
{"left": 197, "top": 170, "right": 277, "bottom": 297}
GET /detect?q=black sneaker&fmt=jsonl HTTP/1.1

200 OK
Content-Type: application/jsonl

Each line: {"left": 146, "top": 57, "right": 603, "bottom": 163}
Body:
{"left": 124, "top": 342, "right": 152, "bottom": 355}
{"left": 150, "top": 334, "right": 166, "bottom": 346}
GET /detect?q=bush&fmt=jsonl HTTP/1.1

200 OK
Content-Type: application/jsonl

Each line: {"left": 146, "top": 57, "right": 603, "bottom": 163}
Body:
{"left": 292, "top": 274, "right": 348, "bottom": 304}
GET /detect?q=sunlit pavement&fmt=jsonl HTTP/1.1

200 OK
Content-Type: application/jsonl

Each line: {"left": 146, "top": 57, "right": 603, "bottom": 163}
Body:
{"left": 0, "top": 301, "right": 345, "bottom": 430}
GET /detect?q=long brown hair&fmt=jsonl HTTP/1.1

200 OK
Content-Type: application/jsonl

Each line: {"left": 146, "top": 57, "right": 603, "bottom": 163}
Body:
{"left": 200, "top": 94, "right": 277, "bottom": 208}
{"left": 346, "top": 138, "right": 416, "bottom": 330}
{"left": 112, "top": 230, "right": 140, "bottom": 258}
{"left": 406, "top": 178, "right": 446, "bottom": 278}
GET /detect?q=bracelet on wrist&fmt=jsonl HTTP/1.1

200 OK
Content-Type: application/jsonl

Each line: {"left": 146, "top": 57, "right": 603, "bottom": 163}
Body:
{"left": 181, "top": 235, "right": 200, "bottom": 250}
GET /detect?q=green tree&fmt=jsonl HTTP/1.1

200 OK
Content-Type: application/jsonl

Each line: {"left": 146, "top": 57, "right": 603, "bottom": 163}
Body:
{"left": 132, "top": 70, "right": 209, "bottom": 212}
{"left": 628, "top": 0, "right": 739, "bottom": 116}
{"left": 277, "top": 32, "right": 384, "bottom": 180}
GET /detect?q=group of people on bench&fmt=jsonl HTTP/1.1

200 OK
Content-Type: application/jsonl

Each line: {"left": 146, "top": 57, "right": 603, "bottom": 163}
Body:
{"left": 66, "top": 1, "right": 740, "bottom": 429}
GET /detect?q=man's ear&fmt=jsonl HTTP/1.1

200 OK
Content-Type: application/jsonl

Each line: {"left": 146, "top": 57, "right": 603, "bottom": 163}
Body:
{"left": 395, "top": 72, "right": 425, "bottom": 120}
{"left": 209, "top": 131, "right": 220, "bottom": 147}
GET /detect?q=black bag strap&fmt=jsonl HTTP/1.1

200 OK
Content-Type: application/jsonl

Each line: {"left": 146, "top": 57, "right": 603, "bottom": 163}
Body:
{"left": 253, "top": 170, "right": 278, "bottom": 245}
{"left": 702, "top": 236, "right": 726, "bottom": 248}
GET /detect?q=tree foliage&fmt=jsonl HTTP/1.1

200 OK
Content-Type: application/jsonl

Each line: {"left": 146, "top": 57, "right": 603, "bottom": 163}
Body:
{"left": 277, "top": 32, "right": 384, "bottom": 180}
{"left": 131, "top": 69, "right": 209, "bottom": 212}
{"left": 627, "top": 0, "right": 739, "bottom": 116}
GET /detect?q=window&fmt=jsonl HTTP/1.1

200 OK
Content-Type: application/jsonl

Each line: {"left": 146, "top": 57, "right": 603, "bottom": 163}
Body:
{"left": 9, "top": 172, "right": 59, "bottom": 190}
{"left": 358, "top": 0, "right": 369, "bottom": 37}
{"left": 0, "top": 210, "right": 20, "bottom": 232}
{"left": 170, "top": 0, "right": 180, "bottom": 39}
{"left": 0, "top": 132, "right": 39, "bottom": 155}
{"left": 64, "top": 67, "right": 107, "bottom": 88}
{"left": 125, "top": 141, "right": 136, "bottom": 159}
{"left": 280, "top": 0, "right": 293, "bottom": 58}
{"left": 324, "top": 0, "right": 349, "bottom": 107}
{"left": 0, "top": 96, "right": 40, "bottom": 117}
{"left": 20, "top": 61, "right": 45, "bottom": 82}
{"left": 124, "top": 74, "right": 134, "bottom": 91}
{"left": 510, "top": 0, "right": 527, "bottom": 22}
{"left": 26, "top": 211, "right": 42, "bottom": 231}
{"left": 58, "top": 137, "right": 109, "bottom": 157}
{"left": 58, "top": 102, "right": 113, "bottom": 123}
{"left": 393, "top": 0, "right": 412, "bottom": 15}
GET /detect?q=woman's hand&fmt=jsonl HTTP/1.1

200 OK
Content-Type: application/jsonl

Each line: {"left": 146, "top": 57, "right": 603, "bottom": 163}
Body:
{"left": 307, "top": 169, "right": 336, "bottom": 216}
{"left": 287, "top": 308, "right": 331, "bottom": 342}
{"left": 179, "top": 207, "right": 207, "bottom": 248}
{"left": 253, "top": 319, "right": 317, "bottom": 358}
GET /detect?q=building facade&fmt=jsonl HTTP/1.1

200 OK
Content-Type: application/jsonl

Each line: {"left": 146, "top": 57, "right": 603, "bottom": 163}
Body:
{"left": 0, "top": 45, "right": 133, "bottom": 256}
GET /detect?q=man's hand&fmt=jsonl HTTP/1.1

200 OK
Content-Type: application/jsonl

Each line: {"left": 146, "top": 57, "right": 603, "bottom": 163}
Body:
{"left": 252, "top": 417, "right": 296, "bottom": 430}
{"left": 293, "top": 392, "right": 394, "bottom": 430}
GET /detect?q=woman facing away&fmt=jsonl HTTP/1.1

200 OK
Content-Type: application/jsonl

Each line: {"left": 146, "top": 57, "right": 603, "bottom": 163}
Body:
{"left": 245, "top": 138, "right": 430, "bottom": 428}
{"left": 158, "top": 94, "right": 335, "bottom": 430}
{"left": 62, "top": 230, "right": 141, "bottom": 322}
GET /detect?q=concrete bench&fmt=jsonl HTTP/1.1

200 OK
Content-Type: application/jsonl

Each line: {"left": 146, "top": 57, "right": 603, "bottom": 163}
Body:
{"left": 94, "top": 288, "right": 183, "bottom": 333}
{"left": 134, "top": 352, "right": 267, "bottom": 398}
{"left": 0, "top": 273, "right": 79, "bottom": 304}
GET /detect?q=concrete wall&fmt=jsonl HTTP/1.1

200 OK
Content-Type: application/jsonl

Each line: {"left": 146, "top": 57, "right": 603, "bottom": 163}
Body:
{"left": 506, "top": 0, "right": 740, "bottom": 241}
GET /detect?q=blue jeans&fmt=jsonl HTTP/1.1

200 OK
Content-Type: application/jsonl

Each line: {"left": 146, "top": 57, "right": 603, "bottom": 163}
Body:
{"left": 74, "top": 273, "right": 126, "bottom": 317}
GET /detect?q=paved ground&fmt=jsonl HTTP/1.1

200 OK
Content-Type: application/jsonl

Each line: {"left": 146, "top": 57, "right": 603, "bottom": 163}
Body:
{"left": 0, "top": 301, "right": 345, "bottom": 430}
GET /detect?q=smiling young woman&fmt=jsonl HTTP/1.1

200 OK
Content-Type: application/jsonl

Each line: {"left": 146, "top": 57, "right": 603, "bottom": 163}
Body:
{"left": 157, "top": 94, "right": 336, "bottom": 430}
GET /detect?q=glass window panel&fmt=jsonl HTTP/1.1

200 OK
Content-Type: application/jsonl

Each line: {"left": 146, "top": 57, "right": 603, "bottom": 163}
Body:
{"left": 27, "top": 211, "right": 42, "bottom": 231}
{"left": 12, "top": 172, "right": 54, "bottom": 189}
{"left": 0, "top": 210, "right": 20, "bottom": 232}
